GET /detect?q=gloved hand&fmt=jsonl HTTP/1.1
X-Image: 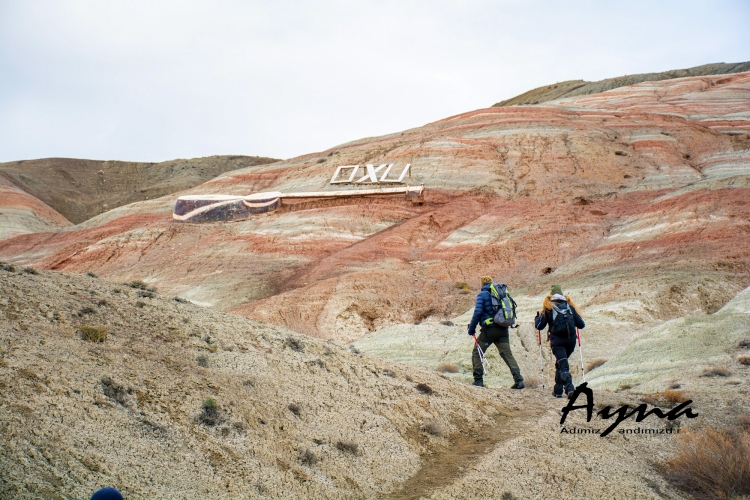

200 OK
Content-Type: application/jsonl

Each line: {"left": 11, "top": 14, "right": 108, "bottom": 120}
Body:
{"left": 467, "top": 329, "right": 475, "bottom": 337}
{"left": 535, "top": 310, "right": 540, "bottom": 318}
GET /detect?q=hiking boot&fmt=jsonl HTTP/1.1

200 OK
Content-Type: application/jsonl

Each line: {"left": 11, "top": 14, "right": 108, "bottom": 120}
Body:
{"left": 552, "top": 391, "right": 564, "bottom": 398}
{"left": 567, "top": 391, "right": 576, "bottom": 399}
{"left": 510, "top": 381, "right": 525, "bottom": 390}
{"left": 472, "top": 380, "right": 484, "bottom": 387}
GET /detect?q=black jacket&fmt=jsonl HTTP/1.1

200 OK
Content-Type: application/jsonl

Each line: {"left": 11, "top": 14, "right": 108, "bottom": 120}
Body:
{"left": 535, "top": 298, "right": 585, "bottom": 339}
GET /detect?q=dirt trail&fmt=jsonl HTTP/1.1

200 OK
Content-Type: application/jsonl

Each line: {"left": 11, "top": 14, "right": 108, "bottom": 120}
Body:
{"left": 386, "top": 402, "right": 544, "bottom": 500}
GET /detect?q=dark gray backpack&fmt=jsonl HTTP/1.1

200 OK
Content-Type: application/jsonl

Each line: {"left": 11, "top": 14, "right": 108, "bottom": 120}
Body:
{"left": 489, "top": 283, "right": 517, "bottom": 327}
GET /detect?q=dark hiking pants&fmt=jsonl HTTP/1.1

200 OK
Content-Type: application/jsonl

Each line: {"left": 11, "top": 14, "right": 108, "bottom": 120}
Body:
{"left": 472, "top": 324, "right": 523, "bottom": 384}
{"left": 550, "top": 336, "right": 577, "bottom": 396}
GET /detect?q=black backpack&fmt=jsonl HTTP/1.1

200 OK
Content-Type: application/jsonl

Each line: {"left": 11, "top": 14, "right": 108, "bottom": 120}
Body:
{"left": 549, "top": 301, "right": 576, "bottom": 337}
{"left": 489, "top": 283, "right": 517, "bottom": 327}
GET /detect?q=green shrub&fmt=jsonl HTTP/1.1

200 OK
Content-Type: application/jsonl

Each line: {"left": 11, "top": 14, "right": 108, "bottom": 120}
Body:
{"left": 196, "top": 355, "right": 208, "bottom": 367}
{"left": 79, "top": 326, "right": 107, "bottom": 343}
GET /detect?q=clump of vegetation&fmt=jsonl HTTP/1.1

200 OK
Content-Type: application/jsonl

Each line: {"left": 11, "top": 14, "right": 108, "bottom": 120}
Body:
{"left": 701, "top": 367, "right": 732, "bottom": 377}
{"left": 422, "top": 419, "right": 446, "bottom": 437}
{"left": 207, "top": 343, "right": 218, "bottom": 353}
{"left": 501, "top": 492, "right": 518, "bottom": 500}
{"left": 662, "top": 427, "right": 750, "bottom": 499}
{"left": 299, "top": 449, "right": 317, "bottom": 466}
{"left": 285, "top": 337, "right": 304, "bottom": 352}
{"left": 135, "top": 300, "right": 146, "bottom": 308}
{"left": 0, "top": 262, "right": 16, "bottom": 272}
{"left": 97, "top": 299, "right": 108, "bottom": 307}
{"left": 615, "top": 150, "right": 628, "bottom": 156}
{"left": 616, "top": 384, "right": 633, "bottom": 392}
{"left": 416, "top": 383, "right": 434, "bottom": 395}
{"left": 22, "top": 267, "right": 38, "bottom": 275}
{"left": 288, "top": 403, "right": 302, "bottom": 417}
{"left": 335, "top": 441, "right": 359, "bottom": 455}
{"left": 79, "top": 325, "right": 107, "bottom": 343}
{"left": 738, "top": 339, "right": 750, "bottom": 349}
{"left": 439, "top": 320, "right": 454, "bottom": 327}
{"left": 585, "top": 358, "right": 607, "bottom": 372}
{"left": 243, "top": 377, "right": 257, "bottom": 387}
{"left": 738, "top": 414, "right": 750, "bottom": 432}
{"left": 348, "top": 345, "right": 361, "bottom": 355}
{"left": 541, "top": 267, "right": 554, "bottom": 275}
{"left": 738, "top": 355, "right": 750, "bottom": 366}
{"left": 436, "top": 363, "right": 459, "bottom": 374}
{"left": 173, "top": 296, "right": 187, "bottom": 303}
{"left": 86, "top": 271, "right": 98, "bottom": 278}
{"left": 669, "top": 382, "right": 682, "bottom": 390}
{"left": 78, "top": 306, "right": 96, "bottom": 316}
{"left": 642, "top": 390, "right": 688, "bottom": 407}
{"left": 524, "top": 376, "right": 541, "bottom": 389}
{"left": 100, "top": 376, "right": 132, "bottom": 407}
{"left": 138, "top": 290, "right": 155, "bottom": 299}
{"left": 127, "top": 280, "right": 156, "bottom": 292}
{"left": 196, "top": 355, "right": 209, "bottom": 367}
{"left": 381, "top": 369, "right": 396, "bottom": 378}
{"left": 199, "top": 398, "right": 223, "bottom": 426}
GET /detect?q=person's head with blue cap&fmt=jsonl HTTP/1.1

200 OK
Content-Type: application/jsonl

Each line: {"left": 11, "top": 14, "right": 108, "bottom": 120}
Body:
{"left": 90, "top": 487, "right": 124, "bottom": 500}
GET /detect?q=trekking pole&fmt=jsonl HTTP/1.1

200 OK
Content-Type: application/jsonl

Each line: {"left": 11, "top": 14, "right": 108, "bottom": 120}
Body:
{"left": 471, "top": 334, "right": 489, "bottom": 375}
{"left": 537, "top": 329, "right": 545, "bottom": 389}
{"left": 577, "top": 328, "right": 585, "bottom": 383}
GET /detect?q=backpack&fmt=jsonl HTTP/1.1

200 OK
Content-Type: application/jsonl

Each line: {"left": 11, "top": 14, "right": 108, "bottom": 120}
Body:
{"left": 489, "top": 282, "right": 517, "bottom": 327}
{"left": 549, "top": 301, "right": 576, "bottom": 337}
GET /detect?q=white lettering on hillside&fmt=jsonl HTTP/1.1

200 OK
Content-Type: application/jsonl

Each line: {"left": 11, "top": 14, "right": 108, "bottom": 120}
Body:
{"left": 330, "top": 164, "right": 411, "bottom": 184}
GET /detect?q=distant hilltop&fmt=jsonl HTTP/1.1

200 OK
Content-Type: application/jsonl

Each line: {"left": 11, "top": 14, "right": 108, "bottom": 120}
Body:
{"left": 492, "top": 61, "right": 750, "bottom": 107}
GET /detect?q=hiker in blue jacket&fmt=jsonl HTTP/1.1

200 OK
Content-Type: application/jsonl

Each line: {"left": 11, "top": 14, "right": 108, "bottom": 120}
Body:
{"left": 468, "top": 276, "right": 524, "bottom": 389}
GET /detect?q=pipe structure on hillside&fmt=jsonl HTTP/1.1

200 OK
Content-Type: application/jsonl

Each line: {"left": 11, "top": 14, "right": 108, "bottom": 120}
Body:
{"left": 173, "top": 185, "right": 424, "bottom": 223}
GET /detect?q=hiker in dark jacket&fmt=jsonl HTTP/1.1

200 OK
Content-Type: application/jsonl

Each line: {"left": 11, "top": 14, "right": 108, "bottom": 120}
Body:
{"left": 535, "top": 284, "right": 585, "bottom": 398}
{"left": 468, "top": 276, "right": 524, "bottom": 389}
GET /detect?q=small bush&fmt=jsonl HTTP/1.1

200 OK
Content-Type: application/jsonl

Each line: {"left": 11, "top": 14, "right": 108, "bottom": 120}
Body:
{"left": 642, "top": 390, "right": 688, "bottom": 407}
{"left": 382, "top": 369, "right": 396, "bottom": 378}
{"left": 701, "top": 367, "right": 732, "bottom": 377}
{"left": 284, "top": 337, "right": 304, "bottom": 352}
{"left": 288, "top": 403, "right": 302, "bottom": 417}
{"left": 439, "top": 320, "right": 454, "bottom": 327}
{"left": 422, "top": 419, "right": 445, "bottom": 437}
{"left": 97, "top": 299, "right": 108, "bottom": 307}
{"left": 454, "top": 281, "right": 469, "bottom": 289}
{"left": 196, "top": 355, "right": 208, "bottom": 367}
{"left": 662, "top": 427, "right": 750, "bottom": 499}
{"left": 79, "top": 325, "right": 107, "bottom": 343}
{"left": 524, "top": 376, "right": 541, "bottom": 389}
{"left": 616, "top": 384, "right": 633, "bottom": 392}
{"left": 585, "top": 358, "right": 607, "bottom": 372}
{"left": 335, "top": 441, "right": 358, "bottom": 455}
{"left": 173, "top": 296, "right": 187, "bottom": 303}
{"left": 669, "top": 382, "right": 682, "bottom": 390}
{"left": 738, "top": 339, "right": 750, "bottom": 349}
{"left": 199, "top": 398, "right": 223, "bottom": 426}
{"left": 135, "top": 300, "right": 146, "bottom": 308}
{"left": 127, "top": 280, "right": 156, "bottom": 292}
{"left": 738, "top": 356, "right": 750, "bottom": 366}
{"left": 738, "top": 414, "right": 750, "bottom": 432}
{"left": 541, "top": 267, "right": 554, "bottom": 275}
{"left": 22, "top": 267, "right": 38, "bottom": 275}
{"left": 299, "top": 449, "right": 317, "bottom": 466}
{"left": 416, "top": 383, "right": 434, "bottom": 395}
{"left": 138, "top": 290, "right": 155, "bottom": 298}
{"left": 501, "top": 493, "right": 518, "bottom": 500}
{"left": 436, "top": 363, "right": 459, "bottom": 373}
{"left": 100, "top": 376, "right": 131, "bottom": 406}
{"left": 0, "top": 262, "right": 16, "bottom": 272}
{"left": 77, "top": 306, "right": 95, "bottom": 316}
{"left": 86, "top": 271, "right": 97, "bottom": 278}
{"left": 615, "top": 150, "right": 628, "bottom": 156}
{"left": 405, "top": 375, "right": 413, "bottom": 382}
{"left": 243, "top": 377, "right": 257, "bottom": 387}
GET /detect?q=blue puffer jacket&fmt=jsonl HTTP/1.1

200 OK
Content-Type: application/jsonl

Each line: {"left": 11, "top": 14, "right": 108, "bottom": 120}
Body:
{"left": 468, "top": 284, "right": 495, "bottom": 334}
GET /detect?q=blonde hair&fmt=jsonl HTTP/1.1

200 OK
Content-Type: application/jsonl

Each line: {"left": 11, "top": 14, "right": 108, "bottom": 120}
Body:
{"left": 542, "top": 295, "right": 583, "bottom": 318}
{"left": 480, "top": 276, "right": 493, "bottom": 285}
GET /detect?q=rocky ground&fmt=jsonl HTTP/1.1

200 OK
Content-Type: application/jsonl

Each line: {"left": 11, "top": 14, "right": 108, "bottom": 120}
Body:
{"left": 4, "top": 267, "right": 749, "bottom": 499}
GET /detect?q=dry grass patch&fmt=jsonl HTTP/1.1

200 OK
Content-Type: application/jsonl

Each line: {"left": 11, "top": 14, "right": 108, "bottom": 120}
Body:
{"left": 524, "top": 376, "right": 542, "bottom": 389}
{"left": 641, "top": 390, "right": 688, "bottom": 407}
{"left": 738, "top": 355, "right": 750, "bottom": 366}
{"left": 422, "top": 419, "right": 446, "bottom": 437}
{"left": 436, "top": 363, "right": 459, "bottom": 373}
{"left": 585, "top": 358, "right": 607, "bottom": 372}
{"left": 79, "top": 325, "right": 107, "bottom": 343}
{"left": 335, "top": 441, "right": 359, "bottom": 455}
{"left": 701, "top": 367, "right": 732, "bottom": 377}
{"left": 416, "top": 383, "right": 434, "bottom": 395}
{"left": 662, "top": 427, "right": 750, "bottom": 499}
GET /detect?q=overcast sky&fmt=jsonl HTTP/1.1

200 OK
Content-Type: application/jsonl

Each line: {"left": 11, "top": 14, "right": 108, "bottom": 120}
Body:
{"left": 1, "top": 1, "right": 748, "bottom": 163}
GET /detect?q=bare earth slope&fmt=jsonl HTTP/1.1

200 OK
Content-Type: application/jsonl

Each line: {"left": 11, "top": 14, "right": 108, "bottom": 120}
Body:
{"left": 2, "top": 71, "right": 748, "bottom": 347}
{"left": 4, "top": 267, "right": 731, "bottom": 500}
{"left": 0, "top": 155, "right": 279, "bottom": 226}
{"left": 492, "top": 61, "right": 750, "bottom": 107}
